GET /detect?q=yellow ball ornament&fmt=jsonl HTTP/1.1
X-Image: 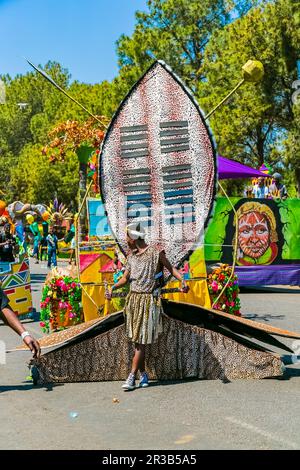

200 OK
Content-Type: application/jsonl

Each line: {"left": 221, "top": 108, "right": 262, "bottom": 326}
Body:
{"left": 242, "top": 60, "right": 264, "bottom": 83}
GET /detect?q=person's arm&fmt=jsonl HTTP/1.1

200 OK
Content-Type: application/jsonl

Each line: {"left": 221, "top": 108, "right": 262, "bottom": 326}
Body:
{"left": 264, "top": 186, "right": 269, "bottom": 198}
{"left": 106, "top": 270, "right": 130, "bottom": 300}
{"left": 12, "top": 236, "right": 19, "bottom": 255}
{"left": 0, "top": 306, "right": 41, "bottom": 358}
{"left": 159, "top": 251, "right": 189, "bottom": 292}
{"left": 281, "top": 185, "right": 288, "bottom": 200}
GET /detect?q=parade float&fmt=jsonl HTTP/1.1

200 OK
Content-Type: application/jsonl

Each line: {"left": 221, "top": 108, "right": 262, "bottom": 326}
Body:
{"left": 11, "top": 58, "right": 300, "bottom": 386}
{"left": 205, "top": 197, "right": 300, "bottom": 286}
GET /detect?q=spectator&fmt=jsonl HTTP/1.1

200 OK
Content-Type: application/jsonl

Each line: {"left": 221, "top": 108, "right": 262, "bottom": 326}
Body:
{"left": 0, "top": 223, "right": 18, "bottom": 263}
{"left": 65, "top": 219, "right": 76, "bottom": 265}
{"left": 39, "top": 236, "right": 48, "bottom": 261}
{"left": 243, "top": 185, "right": 254, "bottom": 198}
{"left": 46, "top": 226, "right": 58, "bottom": 269}
{"left": 32, "top": 233, "right": 41, "bottom": 264}
{"left": 269, "top": 173, "right": 288, "bottom": 200}
{"left": 252, "top": 177, "right": 269, "bottom": 199}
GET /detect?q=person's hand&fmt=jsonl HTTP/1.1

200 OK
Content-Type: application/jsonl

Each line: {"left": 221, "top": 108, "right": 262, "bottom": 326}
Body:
{"left": 180, "top": 281, "right": 189, "bottom": 294}
{"left": 23, "top": 335, "right": 41, "bottom": 359}
{"left": 105, "top": 288, "right": 113, "bottom": 301}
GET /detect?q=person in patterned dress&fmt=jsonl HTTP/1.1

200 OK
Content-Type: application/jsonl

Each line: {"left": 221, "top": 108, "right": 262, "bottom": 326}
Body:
{"left": 106, "top": 223, "right": 188, "bottom": 390}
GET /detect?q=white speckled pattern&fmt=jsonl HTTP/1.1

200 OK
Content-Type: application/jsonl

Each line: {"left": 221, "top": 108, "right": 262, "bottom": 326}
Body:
{"left": 100, "top": 61, "right": 216, "bottom": 267}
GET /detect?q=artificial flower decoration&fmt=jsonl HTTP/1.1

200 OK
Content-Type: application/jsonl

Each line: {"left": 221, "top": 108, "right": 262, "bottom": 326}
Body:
{"left": 40, "top": 275, "right": 82, "bottom": 332}
{"left": 207, "top": 264, "right": 241, "bottom": 316}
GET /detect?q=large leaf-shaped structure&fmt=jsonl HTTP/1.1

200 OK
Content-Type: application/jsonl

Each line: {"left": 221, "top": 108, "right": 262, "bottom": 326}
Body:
{"left": 99, "top": 61, "right": 216, "bottom": 267}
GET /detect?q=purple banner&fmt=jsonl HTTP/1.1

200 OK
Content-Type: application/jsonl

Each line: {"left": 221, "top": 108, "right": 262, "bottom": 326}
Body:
{"left": 235, "top": 265, "right": 300, "bottom": 286}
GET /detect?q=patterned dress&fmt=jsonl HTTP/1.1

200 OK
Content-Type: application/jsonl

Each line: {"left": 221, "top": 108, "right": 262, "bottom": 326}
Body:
{"left": 123, "top": 246, "right": 163, "bottom": 344}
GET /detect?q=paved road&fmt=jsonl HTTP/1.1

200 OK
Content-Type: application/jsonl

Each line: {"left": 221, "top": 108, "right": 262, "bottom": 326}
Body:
{"left": 1, "top": 260, "right": 300, "bottom": 450}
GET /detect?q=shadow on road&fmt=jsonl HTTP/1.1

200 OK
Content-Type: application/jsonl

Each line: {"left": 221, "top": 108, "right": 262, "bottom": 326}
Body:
{"left": 284, "top": 367, "right": 300, "bottom": 379}
{"left": 0, "top": 383, "right": 64, "bottom": 393}
{"left": 243, "top": 314, "right": 286, "bottom": 322}
{"left": 146, "top": 377, "right": 232, "bottom": 387}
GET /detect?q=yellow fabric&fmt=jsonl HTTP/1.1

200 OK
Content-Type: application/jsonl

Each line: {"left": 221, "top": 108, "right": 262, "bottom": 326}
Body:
{"left": 82, "top": 284, "right": 117, "bottom": 321}
{"left": 81, "top": 246, "right": 211, "bottom": 320}
{"left": 188, "top": 246, "right": 207, "bottom": 278}
{"left": 80, "top": 251, "right": 114, "bottom": 282}
{"left": 163, "top": 279, "right": 211, "bottom": 308}
{"left": 81, "top": 250, "right": 118, "bottom": 321}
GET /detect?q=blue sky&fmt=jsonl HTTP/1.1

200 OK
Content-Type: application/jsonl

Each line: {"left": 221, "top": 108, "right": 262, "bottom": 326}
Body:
{"left": 0, "top": 0, "right": 148, "bottom": 83}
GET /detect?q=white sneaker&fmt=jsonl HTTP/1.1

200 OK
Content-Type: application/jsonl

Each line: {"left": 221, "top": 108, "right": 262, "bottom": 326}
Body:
{"left": 122, "top": 373, "right": 136, "bottom": 391}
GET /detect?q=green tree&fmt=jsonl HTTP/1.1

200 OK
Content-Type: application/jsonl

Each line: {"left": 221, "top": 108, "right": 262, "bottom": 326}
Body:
{"left": 284, "top": 102, "right": 300, "bottom": 197}
{"left": 198, "top": 0, "right": 300, "bottom": 181}
{"left": 113, "top": 0, "right": 255, "bottom": 103}
{"left": 0, "top": 61, "right": 113, "bottom": 206}
{"left": 0, "top": 62, "right": 70, "bottom": 154}
{"left": 9, "top": 144, "right": 78, "bottom": 206}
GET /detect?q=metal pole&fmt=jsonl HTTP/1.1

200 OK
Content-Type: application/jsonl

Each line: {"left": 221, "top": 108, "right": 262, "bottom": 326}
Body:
{"left": 204, "top": 79, "right": 245, "bottom": 120}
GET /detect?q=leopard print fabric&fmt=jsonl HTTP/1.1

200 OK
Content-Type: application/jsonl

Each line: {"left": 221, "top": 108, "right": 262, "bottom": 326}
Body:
{"left": 32, "top": 313, "right": 283, "bottom": 384}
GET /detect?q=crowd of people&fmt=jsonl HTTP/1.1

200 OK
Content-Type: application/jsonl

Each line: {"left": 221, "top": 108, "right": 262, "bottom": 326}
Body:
{"left": 0, "top": 218, "right": 77, "bottom": 269}
{"left": 245, "top": 172, "right": 288, "bottom": 200}
{"left": 31, "top": 225, "right": 59, "bottom": 268}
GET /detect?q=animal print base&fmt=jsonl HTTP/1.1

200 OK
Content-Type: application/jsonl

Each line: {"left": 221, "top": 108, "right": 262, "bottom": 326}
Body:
{"left": 31, "top": 314, "right": 283, "bottom": 384}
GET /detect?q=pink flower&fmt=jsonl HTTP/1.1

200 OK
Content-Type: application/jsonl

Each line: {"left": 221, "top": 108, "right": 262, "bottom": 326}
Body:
{"left": 40, "top": 322, "right": 46, "bottom": 328}
{"left": 230, "top": 301, "right": 235, "bottom": 307}
{"left": 69, "top": 312, "right": 75, "bottom": 319}
{"left": 58, "top": 301, "right": 69, "bottom": 309}
{"left": 45, "top": 297, "right": 50, "bottom": 303}
{"left": 71, "top": 282, "right": 77, "bottom": 289}
{"left": 211, "top": 280, "right": 219, "bottom": 293}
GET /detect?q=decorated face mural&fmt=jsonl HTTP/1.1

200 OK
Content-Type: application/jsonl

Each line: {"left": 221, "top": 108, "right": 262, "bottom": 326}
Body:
{"left": 238, "top": 211, "right": 270, "bottom": 259}
{"left": 234, "top": 202, "right": 279, "bottom": 266}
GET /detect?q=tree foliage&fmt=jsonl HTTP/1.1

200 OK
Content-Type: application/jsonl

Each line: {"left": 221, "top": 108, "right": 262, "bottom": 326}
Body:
{"left": 0, "top": 0, "right": 299, "bottom": 204}
{"left": 0, "top": 62, "right": 114, "bottom": 205}
{"left": 199, "top": 0, "right": 299, "bottom": 170}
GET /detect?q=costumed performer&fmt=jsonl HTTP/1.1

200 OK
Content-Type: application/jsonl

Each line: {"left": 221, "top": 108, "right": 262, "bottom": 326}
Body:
{"left": 106, "top": 223, "right": 189, "bottom": 391}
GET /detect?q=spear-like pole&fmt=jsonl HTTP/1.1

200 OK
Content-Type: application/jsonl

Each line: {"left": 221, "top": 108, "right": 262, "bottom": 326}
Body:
{"left": 25, "top": 59, "right": 108, "bottom": 129}
{"left": 25, "top": 59, "right": 108, "bottom": 258}
{"left": 204, "top": 60, "right": 264, "bottom": 120}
